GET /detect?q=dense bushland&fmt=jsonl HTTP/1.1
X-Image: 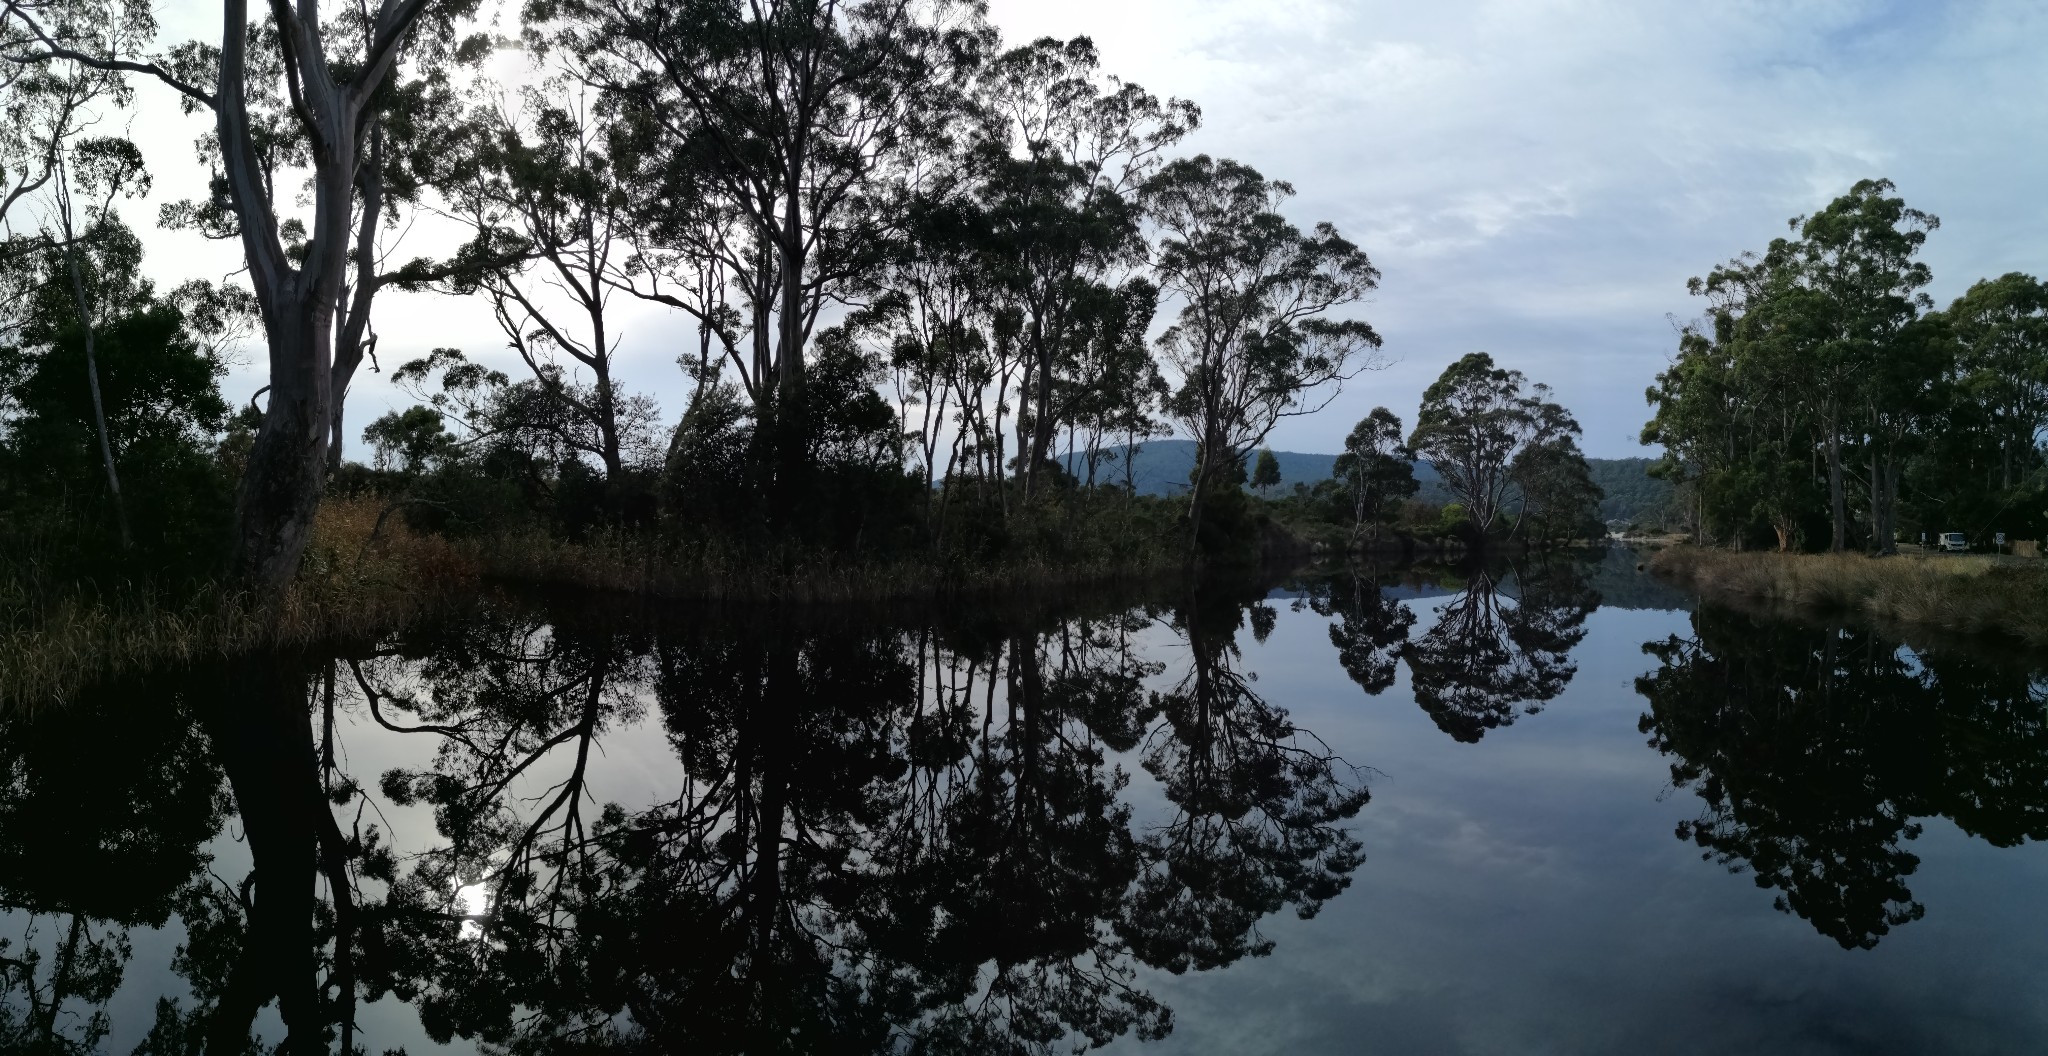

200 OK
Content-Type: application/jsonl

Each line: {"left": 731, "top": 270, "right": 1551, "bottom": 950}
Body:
{"left": 0, "top": 0, "right": 1604, "bottom": 632}
{"left": 1645, "top": 180, "right": 2048, "bottom": 553}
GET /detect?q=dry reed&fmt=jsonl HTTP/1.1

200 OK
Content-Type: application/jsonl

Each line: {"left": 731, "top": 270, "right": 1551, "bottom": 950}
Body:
{"left": 1646, "top": 546, "right": 2048, "bottom": 644}
{"left": 0, "top": 496, "right": 485, "bottom": 712}
{"left": 2, "top": 496, "right": 1190, "bottom": 710}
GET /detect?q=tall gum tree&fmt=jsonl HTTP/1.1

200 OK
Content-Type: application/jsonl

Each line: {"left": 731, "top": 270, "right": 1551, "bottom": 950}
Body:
{"left": 432, "top": 82, "right": 655, "bottom": 483}
{"left": 1331, "top": 407, "right": 1416, "bottom": 541}
{"left": 532, "top": 0, "right": 986, "bottom": 520}
{"left": 1408, "top": 352, "right": 1562, "bottom": 539}
{"left": 1141, "top": 155, "right": 1382, "bottom": 551}
{"left": 4, "top": 0, "right": 483, "bottom": 588}
{"left": 1943, "top": 273, "right": 2048, "bottom": 491}
{"left": 0, "top": 1, "right": 158, "bottom": 549}
{"left": 1787, "top": 178, "right": 1936, "bottom": 553}
{"left": 1649, "top": 180, "right": 1936, "bottom": 553}
{"left": 973, "top": 35, "right": 1196, "bottom": 503}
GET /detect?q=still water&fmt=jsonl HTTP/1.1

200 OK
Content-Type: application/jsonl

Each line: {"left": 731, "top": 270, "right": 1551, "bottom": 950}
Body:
{"left": 4, "top": 551, "right": 2047, "bottom": 1054}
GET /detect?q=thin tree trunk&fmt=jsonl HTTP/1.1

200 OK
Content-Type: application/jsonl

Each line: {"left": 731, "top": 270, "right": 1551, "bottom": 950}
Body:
{"left": 1826, "top": 429, "right": 1847, "bottom": 553}
{"left": 55, "top": 169, "right": 130, "bottom": 550}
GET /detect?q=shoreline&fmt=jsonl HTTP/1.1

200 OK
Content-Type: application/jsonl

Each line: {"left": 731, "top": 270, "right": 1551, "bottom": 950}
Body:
{"left": 0, "top": 498, "right": 1196, "bottom": 711}
{"left": 0, "top": 496, "right": 1607, "bottom": 711}
{"left": 1644, "top": 546, "right": 2048, "bottom": 645}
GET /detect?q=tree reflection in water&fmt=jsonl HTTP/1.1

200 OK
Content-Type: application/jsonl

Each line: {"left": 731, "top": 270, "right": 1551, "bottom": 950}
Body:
{"left": 1131, "top": 589, "right": 1369, "bottom": 977}
{"left": 0, "top": 586, "right": 1368, "bottom": 1054}
{"left": 1376, "top": 559, "right": 1599, "bottom": 742}
{"left": 0, "top": 674, "right": 227, "bottom": 1055}
{"left": 1637, "top": 606, "right": 2048, "bottom": 949}
{"left": 1298, "top": 566, "right": 1416, "bottom": 697}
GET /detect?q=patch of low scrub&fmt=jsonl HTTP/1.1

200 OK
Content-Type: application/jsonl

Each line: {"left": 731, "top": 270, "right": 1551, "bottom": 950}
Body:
{"left": 1, "top": 496, "right": 1192, "bottom": 710}
{"left": 1647, "top": 546, "right": 2048, "bottom": 644}
{"left": 0, "top": 497, "right": 486, "bottom": 712}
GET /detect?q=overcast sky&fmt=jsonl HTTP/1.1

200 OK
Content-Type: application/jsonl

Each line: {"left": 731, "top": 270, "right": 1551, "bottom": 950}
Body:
{"left": 118, "top": 0, "right": 2048, "bottom": 459}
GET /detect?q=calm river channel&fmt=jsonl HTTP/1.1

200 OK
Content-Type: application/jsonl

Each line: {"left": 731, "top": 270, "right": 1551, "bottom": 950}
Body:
{"left": 4, "top": 550, "right": 2045, "bottom": 1054}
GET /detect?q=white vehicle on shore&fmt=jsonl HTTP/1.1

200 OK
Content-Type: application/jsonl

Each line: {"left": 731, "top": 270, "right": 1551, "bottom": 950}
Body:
{"left": 1937, "top": 531, "right": 1969, "bottom": 553}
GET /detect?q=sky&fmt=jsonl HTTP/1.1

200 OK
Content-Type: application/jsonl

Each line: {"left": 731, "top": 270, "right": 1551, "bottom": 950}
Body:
{"left": 113, "top": 0, "right": 2048, "bottom": 460}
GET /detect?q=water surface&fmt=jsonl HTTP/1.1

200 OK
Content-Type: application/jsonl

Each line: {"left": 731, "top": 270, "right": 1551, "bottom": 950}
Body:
{"left": 4, "top": 552, "right": 2045, "bottom": 1054}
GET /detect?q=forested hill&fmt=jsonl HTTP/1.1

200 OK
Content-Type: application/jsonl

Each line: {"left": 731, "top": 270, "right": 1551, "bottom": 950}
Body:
{"left": 1064, "top": 441, "right": 1675, "bottom": 523}
{"left": 1582, "top": 457, "right": 1678, "bottom": 525}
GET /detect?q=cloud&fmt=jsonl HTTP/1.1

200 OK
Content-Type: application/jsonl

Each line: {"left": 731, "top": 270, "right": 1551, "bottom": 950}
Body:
{"left": 108, "top": 0, "right": 2048, "bottom": 460}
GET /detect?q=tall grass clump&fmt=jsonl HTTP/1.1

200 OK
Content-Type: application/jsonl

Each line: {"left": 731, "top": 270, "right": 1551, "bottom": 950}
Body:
{"left": 1647, "top": 546, "right": 2048, "bottom": 644}
{"left": 0, "top": 496, "right": 486, "bottom": 712}
{"left": 468, "top": 524, "right": 1191, "bottom": 605}
{"left": 2, "top": 494, "right": 1199, "bottom": 710}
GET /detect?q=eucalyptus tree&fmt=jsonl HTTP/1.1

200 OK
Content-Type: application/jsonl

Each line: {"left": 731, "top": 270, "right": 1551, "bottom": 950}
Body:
{"left": 1249, "top": 447, "right": 1280, "bottom": 498}
{"left": 1408, "top": 356, "right": 1598, "bottom": 545}
{"left": 383, "top": 345, "right": 630, "bottom": 494}
{"left": 0, "top": 0, "right": 140, "bottom": 237}
{"left": 1787, "top": 179, "right": 1936, "bottom": 552}
{"left": 1508, "top": 393, "right": 1600, "bottom": 542}
{"left": 531, "top": 0, "right": 985, "bottom": 510}
{"left": 836, "top": 125, "right": 993, "bottom": 526}
{"left": 973, "top": 35, "right": 1195, "bottom": 503}
{"left": 434, "top": 83, "right": 657, "bottom": 482}
{"left": 4, "top": 0, "right": 488, "bottom": 588}
{"left": 0, "top": 1, "right": 159, "bottom": 549}
{"left": 1142, "top": 155, "right": 1382, "bottom": 549}
{"left": 1644, "top": 180, "right": 1942, "bottom": 553}
{"left": 1408, "top": 352, "right": 1535, "bottom": 536}
{"left": 1061, "top": 276, "right": 1165, "bottom": 493}
{"left": 1331, "top": 406, "right": 1416, "bottom": 540}
{"left": 1644, "top": 249, "right": 1825, "bottom": 549}
{"left": 1941, "top": 273, "right": 2048, "bottom": 491}
{"left": 1, "top": 218, "right": 234, "bottom": 573}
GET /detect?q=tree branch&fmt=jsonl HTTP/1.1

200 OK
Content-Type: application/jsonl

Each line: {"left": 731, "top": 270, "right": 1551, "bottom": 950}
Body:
{"left": 0, "top": 1, "right": 216, "bottom": 108}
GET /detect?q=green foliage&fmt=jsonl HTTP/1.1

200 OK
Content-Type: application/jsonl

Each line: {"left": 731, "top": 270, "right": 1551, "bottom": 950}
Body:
{"left": 1410, "top": 353, "right": 1530, "bottom": 532}
{"left": 363, "top": 405, "right": 456, "bottom": 474}
{"left": 1642, "top": 179, "right": 1994, "bottom": 553}
{"left": 1410, "top": 353, "right": 1601, "bottom": 544}
{"left": 1331, "top": 407, "right": 1418, "bottom": 538}
{"left": 1511, "top": 400, "right": 1604, "bottom": 542}
{"left": 1250, "top": 448, "right": 1281, "bottom": 495}
{"left": 1143, "top": 154, "right": 1381, "bottom": 549}
{"left": 1585, "top": 458, "right": 1677, "bottom": 525}
{"left": 0, "top": 220, "right": 237, "bottom": 592}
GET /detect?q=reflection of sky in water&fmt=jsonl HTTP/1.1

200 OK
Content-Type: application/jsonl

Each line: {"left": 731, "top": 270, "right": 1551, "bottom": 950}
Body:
{"left": 15, "top": 571, "right": 2048, "bottom": 1055}
{"left": 1106, "top": 601, "right": 2048, "bottom": 1055}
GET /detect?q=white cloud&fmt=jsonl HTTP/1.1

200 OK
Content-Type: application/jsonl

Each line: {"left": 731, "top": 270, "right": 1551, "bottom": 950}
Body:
{"left": 102, "top": 0, "right": 2048, "bottom": 460}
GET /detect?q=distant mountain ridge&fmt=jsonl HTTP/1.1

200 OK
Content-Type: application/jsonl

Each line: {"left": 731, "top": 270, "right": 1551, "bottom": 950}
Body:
{"left": 1063, "top": 440, "right": 1674, "bottom": 523}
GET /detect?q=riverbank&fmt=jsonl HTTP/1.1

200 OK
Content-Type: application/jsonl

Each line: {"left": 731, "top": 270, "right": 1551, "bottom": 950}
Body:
{"left": 3, "top": 494, "right": 1599, "bottom": 710}
{"left": 0, "top": 497, "right": 1199, "bottom": 710}
{"left": 1645, "top": 546, "right": 2048, "bottom": 644}
{"left": 0, "top": 499, "right": 487, "bottom": 712}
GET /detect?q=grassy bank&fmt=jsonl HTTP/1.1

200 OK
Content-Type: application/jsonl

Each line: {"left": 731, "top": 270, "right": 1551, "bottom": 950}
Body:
{"left": 1, "top": 497, "right": 1200, "bottom": 710}
{"left": 1647, "top": 546, "right": 2048, "bottom": 643}
{"left": 0, "top": 498, "right": 489, "bottom": 712}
